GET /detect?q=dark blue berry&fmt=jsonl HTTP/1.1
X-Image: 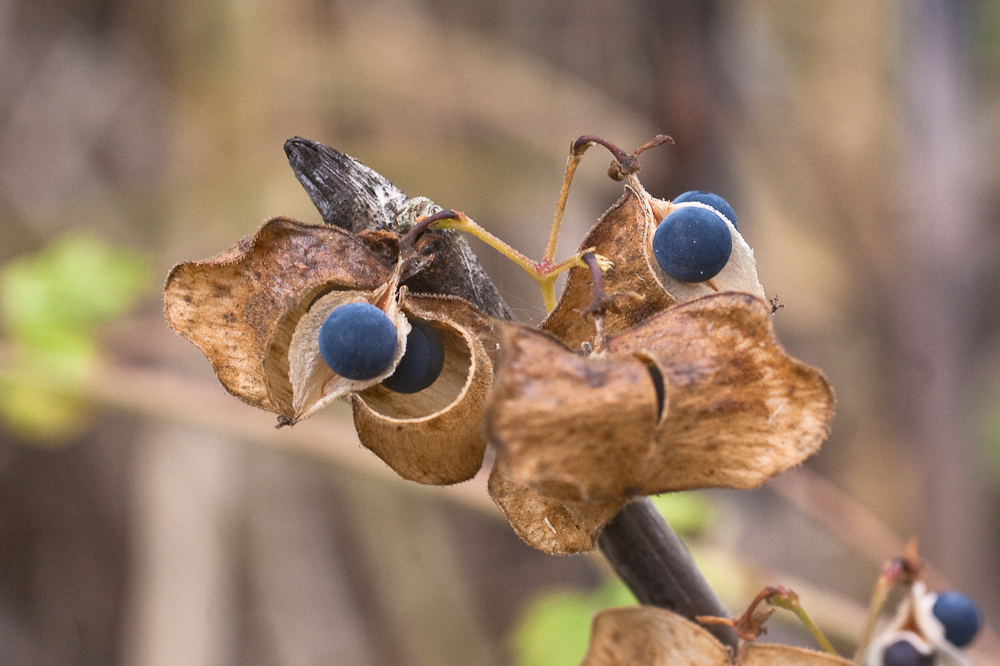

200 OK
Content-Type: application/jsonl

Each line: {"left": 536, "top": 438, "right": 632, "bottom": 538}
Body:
{"left": 673, "top": 191, "right": 738, "bottom": 230}
{"left": 318, "top": 302, "right": 398, "bottom": 380}
{"left": 652, "top": 205, "right": 733, "bottom": 283}
{"left": 933, "top": 591, "right": 980, "bottom": 647}
{"left": 882, "top": 639, "right": 933, "bottom": 666}
{"left": 381, "top": 318, "right": 445, "bottom": 394}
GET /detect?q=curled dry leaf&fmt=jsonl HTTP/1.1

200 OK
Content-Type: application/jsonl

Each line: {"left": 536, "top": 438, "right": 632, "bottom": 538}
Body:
{"left": 544, "top": 184, "right": 764, "bottom": 351}
{"left": 487, "top": 323, "right": 660, "bottom": 503}
{"left": 579, "top": 606, "right": 852, "bottom": 666}
{"left": 164, "top": 215, "right": 499, "bottom": 485}
{"left": 487, "top": 293, "right": 833, "bottom": 552}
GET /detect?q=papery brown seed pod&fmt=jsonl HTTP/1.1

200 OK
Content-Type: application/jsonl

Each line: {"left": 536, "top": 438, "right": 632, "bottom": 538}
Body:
{"left": 163, "top": 217, "right": 392, "bottom": 414}
{"left": 351, "top": 293, "right": 500, "bottom": 485}
{"left": 486, "top": 322, "right": 660, "bottom": 504}
{"left": 487, "top": 464, "right": 625, "bottom": 555}
{"left": 544, "top": 185, "right": 764, "bottom": 351}
{"left": 579, "top": 606, "right": 852, "bottom": 666}
{"left": 486, "top": 293, "right": 833, "bottom": 551}
{"left": 610, "top": 292, "right": 834, "bottom": 494}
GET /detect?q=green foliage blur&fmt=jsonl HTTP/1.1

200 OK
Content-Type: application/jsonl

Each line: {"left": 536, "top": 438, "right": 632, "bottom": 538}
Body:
{"left": 0, "top": 234, "right": 151, "bottom": 441}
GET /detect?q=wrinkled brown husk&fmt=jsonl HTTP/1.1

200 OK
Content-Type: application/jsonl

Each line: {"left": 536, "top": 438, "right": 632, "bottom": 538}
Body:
{"left": 487, "top": 322, "right": 660, "bottom": 503}
{"left": 544, "top": 184, "right": 764, "bottom": 351}
{"left": 487, "top": 464, "right": 625, "bottom": 554}
{"left": 352, "top": 293, "right": 499, "bottom": 484}
{"left": 610, "top": 293, "right": 834, "bottom": 493}
{"left": 579, "top": 606, "right": 852, "bottom": 666}
{"left": 486, "top": 293, "right": 833, "bottom": 535}
{"left": 163, "top": 217, "right": 391, "bottom": 413}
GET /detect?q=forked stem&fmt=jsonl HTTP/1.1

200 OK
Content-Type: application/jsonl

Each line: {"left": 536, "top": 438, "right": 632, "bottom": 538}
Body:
{"left": 545, "top": 134, "right": 673, "bottom": 264}
{"left": 408, "top": 209, "right": 607, "bottom": 312}
{"left": 699, "top": 586, "right": 836, "bottom": 656}
{"left": 764, "top": 587, "right": 837, "bottom": 655}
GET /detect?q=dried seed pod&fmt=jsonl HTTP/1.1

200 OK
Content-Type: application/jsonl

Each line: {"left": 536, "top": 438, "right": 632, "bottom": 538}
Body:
{"left": 579, "top": 606, "right": 852, "bottom": 666}
{"left": 611, "top": 293, "right": 834, "bottom": 494}
{"left": 486, "top": 322, "right": 660, "bottom": 504}
{"left": 544, "top": 185, "right": 764, "bottom": 350}
{"left": 163, "top": 217, "right": 392, "bottom": 414}
{"left": 486, "top": 293, "right": 833, "bottom": 551}
{"left": 352, "top": 293, "right": 499, "bottom": 485}
{"left": 487, "top": 464, "right": 625, "bottom": 555}
{"left": 164, "top": 215, "right": 500, "bottom": 485}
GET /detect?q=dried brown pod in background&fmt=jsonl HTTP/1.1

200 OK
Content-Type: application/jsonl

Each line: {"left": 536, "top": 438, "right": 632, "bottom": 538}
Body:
{"left": 579, "top": 606, "right": 852, "bottom": 666}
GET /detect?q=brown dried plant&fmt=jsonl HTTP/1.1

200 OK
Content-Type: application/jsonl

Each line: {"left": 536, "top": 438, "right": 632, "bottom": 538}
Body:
{"left": 163, "top": 135, "right": 834, "bottom": 554}
{"left": 484, "top": 138, "right": 833, "bottom": 553}
{"left": 164, "top": 213, "right": 500, "bottom": 484}
{"left": 578, "top": 605, "right": 851, "bottom": 666}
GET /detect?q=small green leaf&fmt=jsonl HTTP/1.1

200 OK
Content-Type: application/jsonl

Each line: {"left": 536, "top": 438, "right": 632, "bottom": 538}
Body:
{"left": 649, "top": 491, "right": 715, "bottom": 536}
{"left": 512, "top": 581, "right": 636, "bottom": 666}
{"left": 0, "top": 234, "right": 150, "bottom": 441}
{"left": 0, "top": 233, "right": 150, "bottom": 343}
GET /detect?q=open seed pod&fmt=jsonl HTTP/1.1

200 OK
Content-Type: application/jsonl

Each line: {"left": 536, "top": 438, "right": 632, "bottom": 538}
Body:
{"left": 165, "top": 216, "right": 500, "bottom": 485}
{"left": 487, "top": 293, "right": 833, "bottom": 551}
{"left": 863, "top": 582, "right": 974, "bottom": 666}
{"left": 544, "top": 183, "right": 764, "bottom": 351}
{"left": 164, "top": 216, "right": 392, "bottom": 414}
{"left": 352, "top": 293, "right": 500, "bottom": 485}
{"left": 579, "top": 606, "right": 852, "bottom": 666}
{"left": 282, "top": 276, "right": 409, "bottom": 423}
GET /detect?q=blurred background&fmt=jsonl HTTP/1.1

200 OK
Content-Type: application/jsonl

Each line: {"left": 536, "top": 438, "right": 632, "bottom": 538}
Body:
{"left": 1, "top": 0, "right": 999, "bottom": 664}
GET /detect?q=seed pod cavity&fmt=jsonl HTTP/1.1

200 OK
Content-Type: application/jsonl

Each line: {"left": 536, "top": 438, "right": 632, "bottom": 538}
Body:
{"left": 351, "top": 293, "right": 499, "bottom": 485}
{"left": 163, "top": 217, "right": 392, "bottom": 415}
{"left": 283, "top": 283, "right": 409, "bottom": 423}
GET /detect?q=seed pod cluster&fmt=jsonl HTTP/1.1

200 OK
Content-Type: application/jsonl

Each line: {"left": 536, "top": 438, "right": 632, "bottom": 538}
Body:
{"left": 863, "top": 582, "right": 980, "bottom": 666}
{"left": 163, "top": 137, "right": 835, "bottom": 556}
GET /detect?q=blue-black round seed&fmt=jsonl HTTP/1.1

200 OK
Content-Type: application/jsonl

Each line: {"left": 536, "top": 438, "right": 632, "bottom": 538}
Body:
{"left": 381, "top": 318, "right": 446, "bottom": 394}
{"left": 882, "top": 639, "right": 934, "bottom": 666}
{"left": 318, "top": 302, "right": 398, "bottom": 380}
{"left": 673, "top": 190, "right": 738, "bottom": 230}
{"left": 933, "top": 591, "right": 980, "bottom": 647}
{"left": 652, "top": 206, "right": 733, "bottom": 283}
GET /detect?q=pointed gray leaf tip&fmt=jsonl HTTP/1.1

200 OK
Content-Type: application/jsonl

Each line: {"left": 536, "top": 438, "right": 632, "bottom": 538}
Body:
{"left": 284, "top": 137, "right": 516, "bottom": 321}
{"left": 284, "top": 137, "right": 409, "bottom": 233}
